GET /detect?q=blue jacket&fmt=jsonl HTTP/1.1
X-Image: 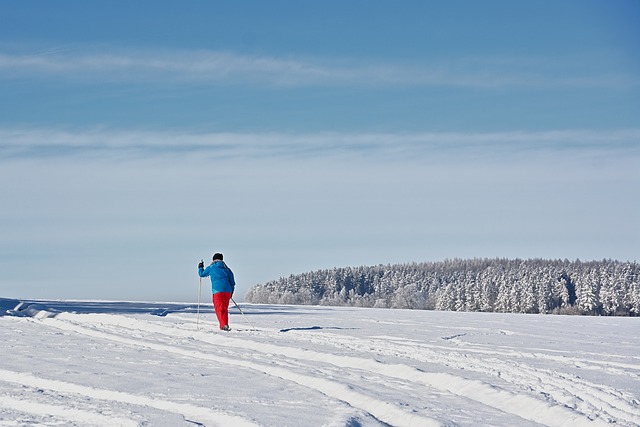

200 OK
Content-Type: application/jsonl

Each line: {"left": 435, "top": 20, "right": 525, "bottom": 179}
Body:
{"left": 199, "top": 260, "right": 236, "bottom": 295}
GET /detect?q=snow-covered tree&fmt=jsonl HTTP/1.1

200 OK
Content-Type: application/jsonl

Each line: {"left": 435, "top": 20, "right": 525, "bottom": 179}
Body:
{"left": 245, "top": 259, "right": 639, "bottom": 316}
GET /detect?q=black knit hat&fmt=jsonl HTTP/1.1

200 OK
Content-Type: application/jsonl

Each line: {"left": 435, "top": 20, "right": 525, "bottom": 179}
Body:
{"left": 212, "top": 253, "right": 224, "bottom": 261}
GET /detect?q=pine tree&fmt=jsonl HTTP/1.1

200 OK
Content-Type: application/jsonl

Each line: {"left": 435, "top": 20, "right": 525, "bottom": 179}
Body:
{"left": 244, "top": 258, "right": 637, "bottom": 315}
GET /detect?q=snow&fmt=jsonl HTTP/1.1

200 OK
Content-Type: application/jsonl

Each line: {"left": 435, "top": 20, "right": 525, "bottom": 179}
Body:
{"left": 1, "top": 298, "right": 639, "bottom": 426}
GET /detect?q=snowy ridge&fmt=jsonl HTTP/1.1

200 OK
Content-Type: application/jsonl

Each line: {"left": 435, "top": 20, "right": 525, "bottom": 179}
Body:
{"left": 1, "top": 299, "right": 639, "bottom": 426}
{"left": 0, "top": 298, "right": 59, "bottom": 319}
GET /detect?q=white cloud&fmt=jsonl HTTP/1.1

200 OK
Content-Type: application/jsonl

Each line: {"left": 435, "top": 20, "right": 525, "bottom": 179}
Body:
{"left": 1, "top": 127, "right": 638, "bottom": 161}
{"left": 0, "top": 47, "right": 636, "bottom": 89}
{"left": 0, "top": 49, "right": 353, "bottom": 86}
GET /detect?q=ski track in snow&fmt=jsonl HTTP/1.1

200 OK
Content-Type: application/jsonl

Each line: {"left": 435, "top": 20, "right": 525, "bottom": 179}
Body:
{"left": 29, "top": 314, "right": 640, "bottom": 426}
{"left": 0, "top": 366, "right": 259, "bottom": 427}
{"left": 34, "top": 314, "right": 440, "bottom": 427}
{"left": 1, "top": 301, "right": 639, "bottom": 426}
{"left": 291, "top": 331, "right": 640, "bottom": 424}
{"left": 0, "top": 395, "right": 137, "bottom": 427}
{"left": 48, "top": 314, "right": 591, "bottom": 427}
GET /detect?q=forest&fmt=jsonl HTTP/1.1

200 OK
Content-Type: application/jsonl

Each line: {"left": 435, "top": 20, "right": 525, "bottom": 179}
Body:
{"left": 245, "top": 258, "right": 640, "bottom": 316}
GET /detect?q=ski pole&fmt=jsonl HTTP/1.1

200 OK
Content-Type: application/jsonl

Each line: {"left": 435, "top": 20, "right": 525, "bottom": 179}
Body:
{"left": 197, "top": 265, "right": 203, "bottom": 329}
{"left": 231, "top": 297, "right": 256, "bottom": 330}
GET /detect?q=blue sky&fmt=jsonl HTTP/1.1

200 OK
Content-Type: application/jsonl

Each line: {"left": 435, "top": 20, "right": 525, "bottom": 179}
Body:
{"left": 1, "top": 1, "right": 639, "bottom": 301}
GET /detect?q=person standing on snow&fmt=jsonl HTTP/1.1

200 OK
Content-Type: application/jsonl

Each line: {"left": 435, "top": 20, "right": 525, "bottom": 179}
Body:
{"left": 198, "top": 253, "right": 236, "bottom": 331}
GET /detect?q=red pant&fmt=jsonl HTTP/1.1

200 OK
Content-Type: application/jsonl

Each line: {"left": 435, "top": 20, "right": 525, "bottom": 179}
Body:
{"left": 212, "top": 292, "right": 232, "bottom": 329}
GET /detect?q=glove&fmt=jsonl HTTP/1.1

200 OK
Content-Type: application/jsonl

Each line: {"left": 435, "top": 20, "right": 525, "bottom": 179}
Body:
{"left": 198, "top": 260, "right": 204, "bottom": 269}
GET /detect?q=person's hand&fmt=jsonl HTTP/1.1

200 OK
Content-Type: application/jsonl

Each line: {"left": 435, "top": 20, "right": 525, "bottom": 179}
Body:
{"left": 198, "top": 260, "right": 204, "bottom": 269}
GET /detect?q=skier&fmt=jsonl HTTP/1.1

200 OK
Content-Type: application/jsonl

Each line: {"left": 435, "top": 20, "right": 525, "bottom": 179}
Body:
{"left": 198, "top": 253, "right": 236, "bottom": 331}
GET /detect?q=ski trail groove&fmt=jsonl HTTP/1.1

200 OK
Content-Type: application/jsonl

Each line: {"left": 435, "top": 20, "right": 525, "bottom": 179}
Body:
{"left": 48, "top": 313, "right": 615, "bottom": 427}
{"left": 0, "top": 367, "right": 259, "bottom": 427}
{"left": 372, "top": 337, "right": 639, "bottom": 424}
{"left": 0, "top": 395, "right": 137, "bottom": 427}
{"left": 276, "top": 327, "right": 640, "bottom": 425}
{"left": 40, "top": 315, "right": 441, "bottom": 427}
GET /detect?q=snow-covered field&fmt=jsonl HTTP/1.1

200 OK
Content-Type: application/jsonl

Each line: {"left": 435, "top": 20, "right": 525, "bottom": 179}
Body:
{"left": 1, "top": 299, "right": 638, "bottom": 427}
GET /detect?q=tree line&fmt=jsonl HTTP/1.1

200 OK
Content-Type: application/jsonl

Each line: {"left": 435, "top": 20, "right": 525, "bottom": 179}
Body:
{"left": 245, "top": 258, "right": 640, "bottom": 316}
